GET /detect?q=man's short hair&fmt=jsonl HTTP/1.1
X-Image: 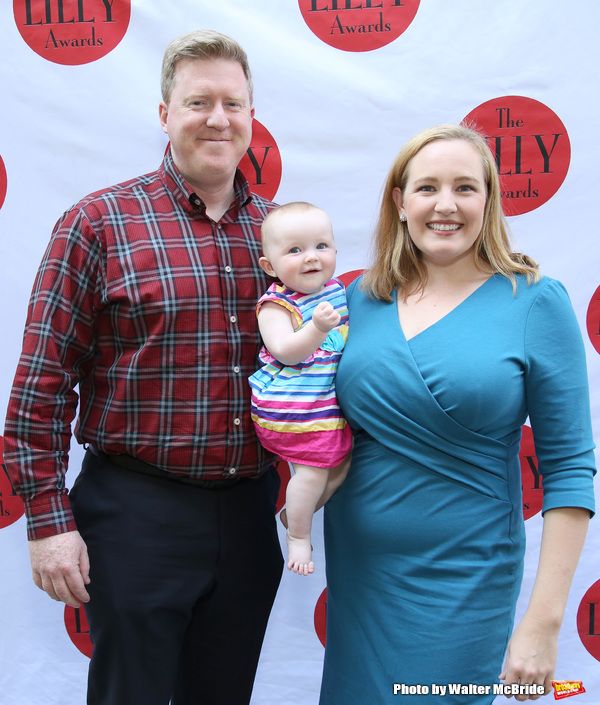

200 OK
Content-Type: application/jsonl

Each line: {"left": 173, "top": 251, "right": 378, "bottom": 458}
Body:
{"left": 161, "top": 29, "right": 254, "bottom": 105}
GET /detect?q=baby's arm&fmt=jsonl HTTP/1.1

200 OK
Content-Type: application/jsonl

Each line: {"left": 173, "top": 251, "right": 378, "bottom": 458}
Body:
{"left": 258, "top": 301, "right": 340, "bottom": 366}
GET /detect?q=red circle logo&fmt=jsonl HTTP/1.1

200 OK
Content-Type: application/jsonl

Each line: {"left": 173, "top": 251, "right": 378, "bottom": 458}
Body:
{"left": 275, "top": 457, "right": 291, "bottom": 514}
{"left": 463, "top": 96, "right": 570, "bottom": 216}
{"left": 519, "top": 425, "right": 543, "bottom": 520}
{"left": 338, "top": 269, "right": 364, "bottom": 287}
{"left": 239, "top": 119, "right": 282, "bottom": 202}
{"left": 0, "top": 436, "right": 26, "bottom": 529}
{"left": 586, "top": 285, "right": 600, "bottom": 355}
{"left": 64, "top": 605, "right": 93, "bottom": 657}
{"left": 0, "top": 155, "right": 7, "bottom": 211}
{"left": 298, "top": 0, "right": 420, "bottom": 52}
{"left": 314, "top": 587, "right": 327, "bottom": 646}
{"left": 14, "top": 0, "right": 131, "bottom": 65}
{"left": 577, "top": 579, "right": 600, "bottom": 663}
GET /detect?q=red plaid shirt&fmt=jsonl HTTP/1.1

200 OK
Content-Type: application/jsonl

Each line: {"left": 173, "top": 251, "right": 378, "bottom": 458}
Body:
{"left": 4, "top": 148, "right": 277, "bottom": 540}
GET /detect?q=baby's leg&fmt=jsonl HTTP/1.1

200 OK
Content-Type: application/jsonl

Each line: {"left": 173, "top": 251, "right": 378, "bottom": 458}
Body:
{"left": 279, "top": 453, "right": 351, "bottom": 530}
{"left": 286, "top": 464, "right": 329, "bottom": 575}
{"left": 317, "top": 452, "right": 351, "bottom": 511}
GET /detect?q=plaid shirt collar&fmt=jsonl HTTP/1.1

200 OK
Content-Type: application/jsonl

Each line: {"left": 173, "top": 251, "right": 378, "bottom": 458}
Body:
{"left": 159, "top": 144, "right": 254, "bottom": 219}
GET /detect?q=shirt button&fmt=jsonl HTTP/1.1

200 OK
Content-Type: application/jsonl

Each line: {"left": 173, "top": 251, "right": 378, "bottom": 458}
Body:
{"left": 228, "top": 467, "right": 237, "bottom": 475}
{"left": 233, "top": 366, "right": 240, "bottom": 374}
{"left": 230, "top": 315, "right": 237, "bottom": 324}
{"left": 233, "top": 417, "right": 241, "bottom": 426}
{"left": 225, "top": 265, "right": 232, "bottom": 273}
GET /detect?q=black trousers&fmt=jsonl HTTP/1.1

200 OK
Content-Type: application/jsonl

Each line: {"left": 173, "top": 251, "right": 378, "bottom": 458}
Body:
{"left": 70, "top": 450, "right": 283, "bottom": 705}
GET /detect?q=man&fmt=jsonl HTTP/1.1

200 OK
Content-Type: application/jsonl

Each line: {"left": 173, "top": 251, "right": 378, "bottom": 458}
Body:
{"left": 4, "top": 30, "right": 283, "bottom": 705}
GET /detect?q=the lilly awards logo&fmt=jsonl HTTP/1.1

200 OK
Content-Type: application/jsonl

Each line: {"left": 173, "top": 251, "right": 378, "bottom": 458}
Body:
{"left": 314, "top": 587, "right": 327, "bottom": 646}
{"left": 0, "top": 155, "right": 7, "bottom": 211}
{"left": 464, "top": 96, "right": 570, "bottom": 216}
{"left": 0, "top": 437, "right": 25, "bottom": 530}
{"left": 13, "top": 0, "right": 131, "bottom": 65}
{"left": 298, "top": 0, "right": 420, "bottom": 52}
{"left": 577, "top": 578, "right": 600, "bottom": 664}
{"left": 519, "top": 425, "right": 543, "bottom": 520}
{"left": 586, "top": 285, "right": 600, "bottom": 356}
{"left": 239, "top": 120, "right": 282, "bottom": 202}
{"left": 65, "top": 605, "right": 93, "bottom": 657}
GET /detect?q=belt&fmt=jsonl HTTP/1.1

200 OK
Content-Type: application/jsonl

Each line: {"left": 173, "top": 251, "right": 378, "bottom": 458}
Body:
{"left": 87, "top": 446, "right": 241, "bottom": 490}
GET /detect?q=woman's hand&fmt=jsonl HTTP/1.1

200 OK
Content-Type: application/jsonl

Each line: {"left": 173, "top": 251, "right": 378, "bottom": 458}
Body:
{"left": 500, "top": 507, "right": 590, "bottom": 701}
{"left": 500, "top": 614, "right": 558, "bottom": 700}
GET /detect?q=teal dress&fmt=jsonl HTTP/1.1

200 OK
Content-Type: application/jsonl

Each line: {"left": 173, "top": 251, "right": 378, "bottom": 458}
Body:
{"left": 320, "top": 274, "right": 595, "bottom": 704}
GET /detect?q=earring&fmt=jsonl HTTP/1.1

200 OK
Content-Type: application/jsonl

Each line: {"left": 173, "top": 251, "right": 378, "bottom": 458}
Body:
{"left": 399, "top": 213, "right": 406, "bottom": 222}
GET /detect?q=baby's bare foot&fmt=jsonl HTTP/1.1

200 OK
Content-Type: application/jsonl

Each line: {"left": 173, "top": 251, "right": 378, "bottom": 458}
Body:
{"left": 286, "top": 532, "right": 314, "bottom": 576}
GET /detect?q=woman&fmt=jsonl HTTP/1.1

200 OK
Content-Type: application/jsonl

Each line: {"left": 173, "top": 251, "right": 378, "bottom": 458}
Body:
{"left": 320, "top": 124, "right": 595, "bottom": 703}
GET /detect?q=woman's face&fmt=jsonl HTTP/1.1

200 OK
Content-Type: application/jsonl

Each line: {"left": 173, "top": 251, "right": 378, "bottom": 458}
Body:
{"left": 393, "top": 139, "right": 488, "bottom": 270}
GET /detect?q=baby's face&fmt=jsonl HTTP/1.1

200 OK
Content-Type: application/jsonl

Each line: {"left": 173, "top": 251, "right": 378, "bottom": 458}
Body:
{"left": 261, "top": 209, "right": 337, "bottom": 294}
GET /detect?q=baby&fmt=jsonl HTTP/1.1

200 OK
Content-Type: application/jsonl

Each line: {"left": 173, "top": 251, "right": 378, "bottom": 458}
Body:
{"left": 249, "top": 202, "right": 352, "bottom": 575}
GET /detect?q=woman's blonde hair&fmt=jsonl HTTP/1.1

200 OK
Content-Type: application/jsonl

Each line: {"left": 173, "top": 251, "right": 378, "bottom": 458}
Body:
{"left": 361, "top": 123, "right": 539, "bottom": 301}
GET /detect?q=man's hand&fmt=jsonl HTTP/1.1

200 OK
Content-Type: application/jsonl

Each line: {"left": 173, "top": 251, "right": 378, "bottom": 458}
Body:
{"left": 312, "top": 301, "right": 341, "bottom": 333}
{"left": 29, "top": 531, "right": 91, "bottom": 608}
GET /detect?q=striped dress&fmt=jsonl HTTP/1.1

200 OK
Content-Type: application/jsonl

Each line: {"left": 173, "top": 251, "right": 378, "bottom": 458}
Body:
{"left": 249, "top": 279, "right": 352, "bottom": 468}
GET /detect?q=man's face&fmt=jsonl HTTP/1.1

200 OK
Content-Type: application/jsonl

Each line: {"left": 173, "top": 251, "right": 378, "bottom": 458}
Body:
{"left": 159, "top": 57, "right": 254, "bottom": 193}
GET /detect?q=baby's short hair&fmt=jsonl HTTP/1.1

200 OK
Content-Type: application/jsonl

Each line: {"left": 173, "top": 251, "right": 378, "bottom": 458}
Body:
{"left": 261, "top": 201, "right": 326, "bottom": 250}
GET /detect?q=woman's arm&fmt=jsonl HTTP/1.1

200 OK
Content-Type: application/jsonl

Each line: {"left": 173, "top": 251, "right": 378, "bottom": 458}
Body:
{"left": 500, "top": 506, "right": 590, "bottom": 700}
{"left": 258, "top": 300, "right": 340, "bottom": 366}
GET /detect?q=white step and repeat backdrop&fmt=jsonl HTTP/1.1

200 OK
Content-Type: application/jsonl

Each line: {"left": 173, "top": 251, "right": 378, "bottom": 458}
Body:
{"left": 1, "top": 2, "right": 599, "bottom": 703}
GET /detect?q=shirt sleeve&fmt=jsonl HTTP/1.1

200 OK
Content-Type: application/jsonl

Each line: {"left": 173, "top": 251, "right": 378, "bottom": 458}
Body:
{"left": 3, "top": 203, "right": 103, "bottom": 539}
{"left": 524, "top": 278, "right": 596, "bottom": 516}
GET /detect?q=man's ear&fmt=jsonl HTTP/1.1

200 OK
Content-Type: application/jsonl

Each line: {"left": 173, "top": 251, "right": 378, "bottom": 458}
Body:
{"left": 259, "top": 256, "right": 277, "bottom": 278}
{"left": 159, "top": 101, "right": 169, "bottom": 135}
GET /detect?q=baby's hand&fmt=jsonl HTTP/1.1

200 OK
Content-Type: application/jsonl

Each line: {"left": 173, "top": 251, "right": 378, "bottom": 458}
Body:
{"left": 312, "top": 302, "right": 341, "bottom": 333}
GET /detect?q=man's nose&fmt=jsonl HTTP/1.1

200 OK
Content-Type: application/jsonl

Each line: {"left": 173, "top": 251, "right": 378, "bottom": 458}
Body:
{"left": 206, "top": 105, "right": 229, "bottom": 129}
